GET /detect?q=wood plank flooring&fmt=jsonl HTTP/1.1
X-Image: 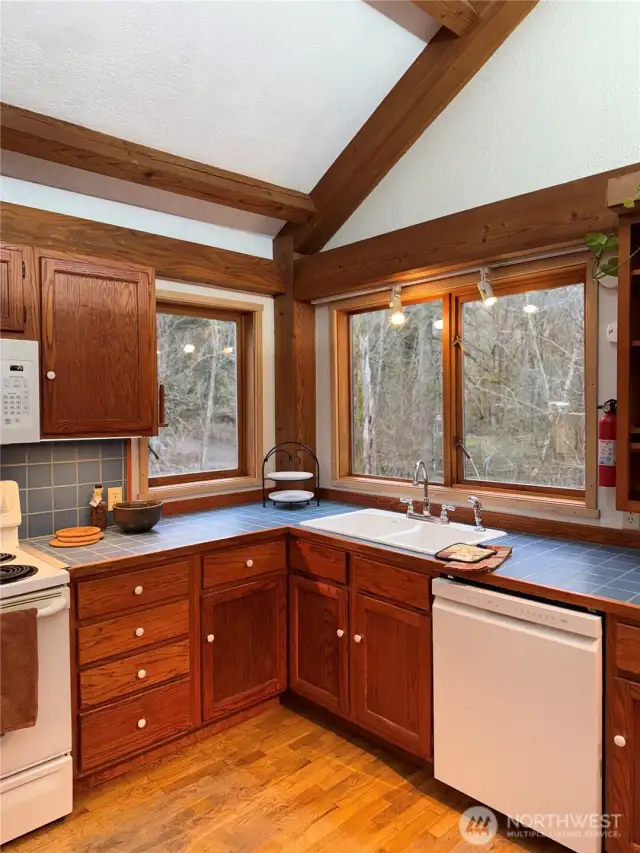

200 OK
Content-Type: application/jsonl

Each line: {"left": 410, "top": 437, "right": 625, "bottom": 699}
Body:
{"left": 6, "top": 704, "right": 561, "bottom": 853}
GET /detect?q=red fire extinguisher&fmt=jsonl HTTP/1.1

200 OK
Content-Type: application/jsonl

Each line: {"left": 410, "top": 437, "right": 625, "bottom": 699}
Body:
{"left": 598, "top": 399, "right": 617, "bottom": 487}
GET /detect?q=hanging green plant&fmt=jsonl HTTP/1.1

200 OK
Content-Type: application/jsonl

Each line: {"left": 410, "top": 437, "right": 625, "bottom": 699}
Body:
{"left": 585, "top": 183, "right": 640, "bottom": 282}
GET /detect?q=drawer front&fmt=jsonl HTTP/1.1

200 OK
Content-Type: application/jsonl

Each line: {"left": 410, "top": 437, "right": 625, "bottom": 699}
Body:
{"left": 79, "top": 678, "right": 192, "bottom": 772}
{"left": 76, "top": 560, "right": 190, "bottom": 621}
{"left": 615, "top": 622, "right": 640, "bottom": 678}
{"left": 352, "top": 556, "right": 430, "bottom": 611}
{"left": 79, "top": 639, "right": 191, "bottom": 709}
{"left": 289, "top": 539, "right": 347, "bottom": 584}
{"left": 78, "top": 600, "right": 190, "bottom": 666}
{"left": 202, "top": 540, "right": 286, "bottom": 588}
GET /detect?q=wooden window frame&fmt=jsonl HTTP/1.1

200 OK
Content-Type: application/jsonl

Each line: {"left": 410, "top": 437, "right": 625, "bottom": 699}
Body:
{"left": 330, "top": 254, "right": 598, "bottom": 515}
{"left": 136, "top": 292, "right": 264, "bottom": 501}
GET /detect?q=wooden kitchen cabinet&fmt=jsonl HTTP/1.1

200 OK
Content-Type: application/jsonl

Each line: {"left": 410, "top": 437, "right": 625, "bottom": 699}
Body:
{"left": 289, "top": 573, "right": 349, "bottom": 714}
{"left": 609, "top": 677, "right": 640, "bottom": 853}
{"left": 0, "top": 244, "right": 27, "bottom": 333}
{"left": 352, "top": 592, "right": 431, "bottom": 759}
{"left": 39, "top": 251, "right": 157, "bottom": 437}
{"left": 201, "top": 575, "right": 287, "bottom": 721}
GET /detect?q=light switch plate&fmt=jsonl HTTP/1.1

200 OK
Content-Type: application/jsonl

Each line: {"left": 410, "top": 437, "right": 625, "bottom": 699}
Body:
{"left": 107, "top": 487, "right": 123, "bottom": 511}
{"left": 607, "top": 322, "right": 618, "bottom": 344}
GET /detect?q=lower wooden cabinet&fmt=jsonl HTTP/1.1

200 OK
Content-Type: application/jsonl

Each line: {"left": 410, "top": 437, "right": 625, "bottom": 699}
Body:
{"left": 352, "top": 592, "right": 432, "bottom": 759}
{"left": 609, "top": 677, "right": 640, "bottom": 853}
{"left": 289, "top": 573, "right": 349, "bottom": 714}
{"left": 201, "top": 575, "right": 287, "bottom": 721}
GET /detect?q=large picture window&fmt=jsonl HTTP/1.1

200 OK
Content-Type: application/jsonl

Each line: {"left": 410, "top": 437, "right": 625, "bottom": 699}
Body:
{"left": 149, "top": 304, "right": 245, "bottom": 486}
{"left": 333, "top": 259, "right": 596, "bottom": 509}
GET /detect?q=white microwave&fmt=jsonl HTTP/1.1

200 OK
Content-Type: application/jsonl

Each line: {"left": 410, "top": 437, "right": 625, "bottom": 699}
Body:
{"left": 0, "top": 339, "right": 40, "bottom": 444}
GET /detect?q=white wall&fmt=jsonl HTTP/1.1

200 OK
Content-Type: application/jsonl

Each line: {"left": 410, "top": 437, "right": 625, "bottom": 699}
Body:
{"left": 0, "top": 175, "right": 275, "bottom": 259}
{"left": 327, "top": 0, "right": 640, "bottom": 250}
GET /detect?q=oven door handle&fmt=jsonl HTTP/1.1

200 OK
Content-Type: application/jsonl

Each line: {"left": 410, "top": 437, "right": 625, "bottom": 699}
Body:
{"left": 37, "top": 597, "right": 68, "bottom": 619}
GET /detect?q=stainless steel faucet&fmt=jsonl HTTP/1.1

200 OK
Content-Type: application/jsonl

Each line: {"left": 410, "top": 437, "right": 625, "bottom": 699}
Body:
{"left": 468, "top": 496, "right": 485, "bottom": 531}
{"left": 412, "top": 460, "right": 431, "bottom": 517}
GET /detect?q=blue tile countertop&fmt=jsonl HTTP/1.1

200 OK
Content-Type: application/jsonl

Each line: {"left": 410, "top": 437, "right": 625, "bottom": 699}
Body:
{"left": 24, "top": 500, "right": 640, "bottom": 610}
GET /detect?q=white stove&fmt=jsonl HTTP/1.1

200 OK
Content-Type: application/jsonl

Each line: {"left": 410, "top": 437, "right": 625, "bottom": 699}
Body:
{"left": 0, "top": 480, "right": 73, "bottom": 844}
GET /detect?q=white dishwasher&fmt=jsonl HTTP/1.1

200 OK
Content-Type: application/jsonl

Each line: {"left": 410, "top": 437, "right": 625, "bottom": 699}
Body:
{"left": 432, "top": 578, "right": 602, "bottom": 853}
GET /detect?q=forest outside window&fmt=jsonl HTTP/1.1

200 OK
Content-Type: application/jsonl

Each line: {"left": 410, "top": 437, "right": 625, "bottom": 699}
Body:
{"left": 334, "top": 259, "right": 595, "bottom": 507}
{"left": 149, "top": 304, "right": 245, "bottom": 486}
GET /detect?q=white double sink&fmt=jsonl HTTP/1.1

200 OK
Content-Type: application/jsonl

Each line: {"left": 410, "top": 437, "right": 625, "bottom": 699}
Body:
{"left": 300, "top": 508, "right": 506, "bottom": 556}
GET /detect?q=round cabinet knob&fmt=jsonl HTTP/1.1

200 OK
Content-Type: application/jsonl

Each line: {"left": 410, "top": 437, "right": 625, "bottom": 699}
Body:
{"left": 137, "top": 718, "right": 147, "bottom": 730}
{"left": 246, "top": 559, "right": 254, "bottom": 568}
{"left": 46, "top": 371, "right": 56, "bottom": 380}
{"left": 336, "top": 629, "right": 344, "bottom": 638}
{"left": 354, "top": 634, "right": 362, "bottom": 644}
{"left": 135, "top": 627, "right": 144, "bottom": 638}
{"left": 137, "top": 669, "right": 146, "bottom": 680}
{"left": 614, "top": 735, "right": 627, "bottom": 748}
{"left": 206, "top": 634, "right": 215, "bottom": 643}
{"left": 134, "top": 585, "right": 143, "bottom": 596}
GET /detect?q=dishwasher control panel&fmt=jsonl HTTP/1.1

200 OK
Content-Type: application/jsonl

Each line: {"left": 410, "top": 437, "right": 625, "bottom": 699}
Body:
{"left": 433, "top": 577, "right": 602, "bottom": 639}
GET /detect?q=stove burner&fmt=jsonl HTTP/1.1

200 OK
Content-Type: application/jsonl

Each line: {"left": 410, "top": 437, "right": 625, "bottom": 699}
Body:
{"left": 0, "top": 553, "right": 16, "bottom": 564}
{"left": 0, "top": 564, "right": 38, "bottom": 584}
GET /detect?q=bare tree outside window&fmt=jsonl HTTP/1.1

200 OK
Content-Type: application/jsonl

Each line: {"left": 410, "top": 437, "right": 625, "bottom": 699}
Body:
{"left": 462, "top": 283, "right": 585, "bottom": 490}
{"left": 351, "top": 300, "right": 444, "bottom": 481}
{"left": 149, "top": 311, "right": 239, "bottom": 480}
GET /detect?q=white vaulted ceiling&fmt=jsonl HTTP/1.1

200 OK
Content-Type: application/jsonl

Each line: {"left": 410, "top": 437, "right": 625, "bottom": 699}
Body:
{"left": 0, "top": 0, "right": 426, "bottom": 193}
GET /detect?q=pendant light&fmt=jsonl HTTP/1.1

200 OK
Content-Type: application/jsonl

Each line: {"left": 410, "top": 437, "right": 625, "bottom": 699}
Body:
{"left": 389, "top": 285, "right": 406, "bottom": 326}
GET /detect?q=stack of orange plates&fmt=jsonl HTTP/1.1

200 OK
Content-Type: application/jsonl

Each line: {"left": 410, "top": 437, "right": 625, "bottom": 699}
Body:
{"left": 49, "top": 526, "right": 104, "bottom": 548}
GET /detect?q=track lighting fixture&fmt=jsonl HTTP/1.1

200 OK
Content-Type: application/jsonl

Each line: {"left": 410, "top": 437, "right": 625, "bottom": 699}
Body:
{"left": 389, "top": 285, "right": 406, "bottom": 326}
{"left": 477, "top": 267, "right": 497, "bottom": 307}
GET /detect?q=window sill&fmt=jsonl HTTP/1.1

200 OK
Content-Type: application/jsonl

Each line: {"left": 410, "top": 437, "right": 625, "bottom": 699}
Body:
{"left": 140, "top": 475, "right": 261, "bottom": 502}
{"left": 332, "top": 476, "right": 600, "bottom": 521}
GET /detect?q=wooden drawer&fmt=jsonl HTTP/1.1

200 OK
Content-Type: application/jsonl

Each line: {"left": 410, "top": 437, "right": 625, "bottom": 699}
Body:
{"left": 352, "top": 556, "right": 430, "bottom": 611}
{"left": 289, "top": 539, "right": 347, "bottom": 584}
{"left": 202, "top": 539, "right": 286, "bottom": 588}
{"left": 615, "top": 621, "right": 640, "bottom": 678}
{"left": 76, "top": 560, "right": 190, "bottom": 620}
{"left": 79, "top": 678, "right": 192, "bottom": 772}
{"left": 79, "top": 639, "right": 191, "bottom": 709}
{"left": 78, "top": 599, "right": 190, "bottom": 666}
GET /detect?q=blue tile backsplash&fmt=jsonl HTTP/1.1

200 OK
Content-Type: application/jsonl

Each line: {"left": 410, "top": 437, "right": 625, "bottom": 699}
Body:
{"left": 0, "top": 440, "right": 127, "bottom": 538}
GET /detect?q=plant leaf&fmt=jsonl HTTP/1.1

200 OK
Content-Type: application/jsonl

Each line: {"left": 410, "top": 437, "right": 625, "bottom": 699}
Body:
{"left": 585, "top": 232, "right": 609, "bottom": 253}
{"left": 599, "top": 257, "right": 620, "bottom": 277}
{"left": 623, "top": 197, "right": 637, "bottom": 209}
{"left": 603, "top": 235, "right": 619, "bottom": 252}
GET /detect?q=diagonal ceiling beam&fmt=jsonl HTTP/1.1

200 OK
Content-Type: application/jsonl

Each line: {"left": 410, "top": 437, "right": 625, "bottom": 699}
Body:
{"left": 282, "top": 0, "right": 538, "bottom": 255}
{"left": 0, "top": 103, "right": 316, "bottom": 224}
{"left": 411, "top": 1, "right": 480, "bottom": 36}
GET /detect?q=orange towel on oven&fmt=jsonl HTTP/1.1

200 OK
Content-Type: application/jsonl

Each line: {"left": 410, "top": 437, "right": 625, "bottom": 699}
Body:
{"left": 0, "top": 608, "right": 39, "bottom": 734}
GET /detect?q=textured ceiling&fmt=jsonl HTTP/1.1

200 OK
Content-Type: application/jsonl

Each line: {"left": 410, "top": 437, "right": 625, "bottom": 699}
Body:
{"left": 0, "top": 0, "right": 426, "bottom": 192}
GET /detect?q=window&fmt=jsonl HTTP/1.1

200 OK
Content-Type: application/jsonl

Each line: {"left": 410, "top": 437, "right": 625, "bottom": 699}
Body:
{"left": 459, "top": 281, "right": 585, "bottom": 493}
{"left": 332, "top": 259, "right": 595, "bottom": 508}
{"left": 148, "top": 304, "right": 245, "bottom": 486}
{"left": 350, "top": 300, "right": 444, "bottom": 481}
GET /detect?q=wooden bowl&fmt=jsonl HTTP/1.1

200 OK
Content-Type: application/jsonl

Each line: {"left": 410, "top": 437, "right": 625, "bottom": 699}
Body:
{"left": 112, "top": 500, "right": 163, "bottom": 533}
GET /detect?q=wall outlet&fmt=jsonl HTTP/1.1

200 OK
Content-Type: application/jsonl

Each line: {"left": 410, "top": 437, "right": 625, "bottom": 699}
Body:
{"left": 107, "top": 487, "right": 123, "bottom": 511}
{"left": 623, "top": 512, "right": 640, "bottom": 531}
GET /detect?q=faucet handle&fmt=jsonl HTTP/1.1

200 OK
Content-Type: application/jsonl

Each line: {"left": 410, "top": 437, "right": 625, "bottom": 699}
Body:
{"left": 440, "top": 505, "right": 456, "bottom": 524}
{"left": 400, "top": 498, "right": 414, "bottom": 514}
{"left": 468, "top": 495, "right": 482, "bottom": 509}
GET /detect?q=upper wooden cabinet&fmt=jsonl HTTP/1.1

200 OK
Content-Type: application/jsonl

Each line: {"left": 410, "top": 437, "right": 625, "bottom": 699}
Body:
{"left": 0, "top": 244, "right": 26, "bottom": 333}
{"left": 617, "top": 213, "right": 640, "bottom": 511}
{"left": 40, "top": 252, "right": 157, "bottom": 437}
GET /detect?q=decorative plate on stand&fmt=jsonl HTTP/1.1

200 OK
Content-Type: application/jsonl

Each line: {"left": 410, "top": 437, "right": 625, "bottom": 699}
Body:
{"left": 262, "top": 442, "right": 320, "bottom": 507}
{"left": 266, "top": 471, "right": 314, "bottom": 482}
{"left": 268, "top": 490, "right": 315, "bottom": 505}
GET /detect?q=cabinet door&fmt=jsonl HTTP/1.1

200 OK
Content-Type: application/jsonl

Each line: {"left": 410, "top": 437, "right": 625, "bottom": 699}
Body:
{"left": 289, "top": 574, "right": 349, "bottom": 714}
{"left": 201, "top": 576, "right": 286, "bottom": 721}
{"left": 609, "top": 677, "right": 640, "bottom": 853}
{"left": 352, "top": 592, "right": 431, "bottom": 759}
{"left": 40, "top": 253, "right": 156, "bottom": 436}
{"left": 0, "top": 245, "right": 26, "bottom": 332}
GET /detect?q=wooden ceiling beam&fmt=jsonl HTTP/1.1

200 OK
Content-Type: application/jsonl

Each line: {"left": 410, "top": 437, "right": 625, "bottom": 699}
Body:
{"left": 282, "top": 0, "right": 538, "bottom": 255}
{"left": 0, "top": 103, "right": 315, "bottom": 224}
{"left": 0, "top": 202, "right": 285, "bottom": 296}
{"left": 411, "top": 1, "right": 480, "bottom": 36}
{"left": 293, "top": 163, "right": 640, "bottom": 302}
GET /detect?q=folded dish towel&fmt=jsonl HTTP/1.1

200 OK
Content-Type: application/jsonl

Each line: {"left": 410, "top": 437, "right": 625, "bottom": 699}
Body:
{"left": 0, "top": 608, "right": 39, "bottom": 734}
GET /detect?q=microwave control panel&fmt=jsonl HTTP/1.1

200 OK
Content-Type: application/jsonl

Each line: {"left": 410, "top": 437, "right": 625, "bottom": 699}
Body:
{"left": 1, "top": 340, "right": 40, "bottom": 444}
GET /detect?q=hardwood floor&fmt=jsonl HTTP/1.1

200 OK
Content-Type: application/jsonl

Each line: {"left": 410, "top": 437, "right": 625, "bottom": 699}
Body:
{"left": 7, "top": 704, "right": 561, "bottom": 853}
